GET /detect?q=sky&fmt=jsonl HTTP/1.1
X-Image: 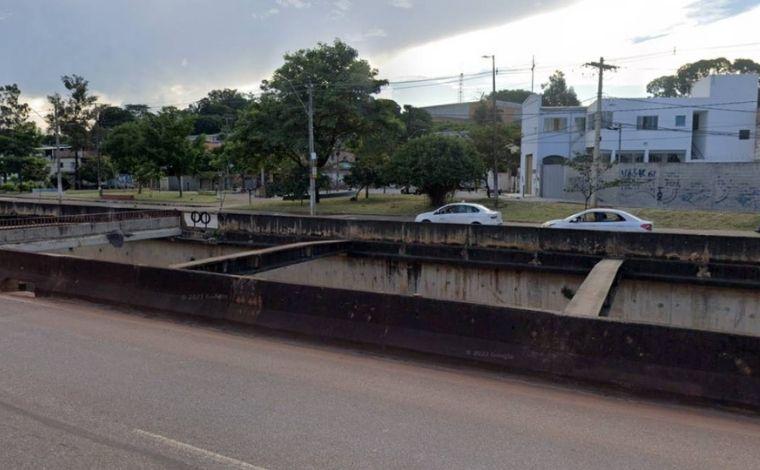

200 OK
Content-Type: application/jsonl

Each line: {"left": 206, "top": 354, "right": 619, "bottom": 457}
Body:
{"left": 1, "top": 0, "right": 759, "bottom": 125}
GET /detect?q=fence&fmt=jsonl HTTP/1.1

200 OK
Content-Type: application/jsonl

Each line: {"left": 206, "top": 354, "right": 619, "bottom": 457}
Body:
{"left": 0, "top": 210, "right": 178, "bottom": 230}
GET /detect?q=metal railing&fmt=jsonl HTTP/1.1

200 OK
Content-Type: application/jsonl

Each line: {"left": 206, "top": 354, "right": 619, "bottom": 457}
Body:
{"left": 0, "top": 210, "right": 179, "bottom": 230}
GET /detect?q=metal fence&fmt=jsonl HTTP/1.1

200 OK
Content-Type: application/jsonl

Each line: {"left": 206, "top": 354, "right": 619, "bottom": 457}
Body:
{"left": 0, "top": 210, "right": 179, "bottom": 230}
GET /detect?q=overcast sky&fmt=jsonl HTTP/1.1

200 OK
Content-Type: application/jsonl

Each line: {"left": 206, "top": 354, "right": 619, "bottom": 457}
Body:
{"left": 1, "top": 0, "right": 759, "bottom": 119}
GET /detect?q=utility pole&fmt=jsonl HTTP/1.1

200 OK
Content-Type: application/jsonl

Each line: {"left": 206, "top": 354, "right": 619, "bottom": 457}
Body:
{"left": 53, "top": 105, "right": 63, "bottom": 203}
{"left": 531, "top": 55, "right": 536, "bottom": 93}
{"left": 483, "top": 54, "right": 499, "bottom": 207}
{"left": 583, "top": 57, "right": 618, "bottom": 208}
{"left": 307, "top": 84, "right": 316, "bottom": 216}
{"left": 458, "top": 73, "right": 464, "bottom": 103}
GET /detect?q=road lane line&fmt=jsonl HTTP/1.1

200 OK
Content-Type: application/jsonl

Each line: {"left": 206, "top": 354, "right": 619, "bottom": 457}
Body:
{"left": 133, "top": 429, "right": 267, "bottom": 470}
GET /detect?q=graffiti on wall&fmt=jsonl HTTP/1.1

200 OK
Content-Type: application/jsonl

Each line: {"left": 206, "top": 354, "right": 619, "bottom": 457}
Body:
{"left": 563, "top": 163, "right": 760, "bottom": 212}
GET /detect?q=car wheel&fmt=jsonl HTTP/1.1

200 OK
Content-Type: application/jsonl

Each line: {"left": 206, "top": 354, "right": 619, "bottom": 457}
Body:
{"left": 471, "top": 221, "right": 482, "bottom": 225}
{"left": 421, "top": 219, "right": 432, "bottom": 223}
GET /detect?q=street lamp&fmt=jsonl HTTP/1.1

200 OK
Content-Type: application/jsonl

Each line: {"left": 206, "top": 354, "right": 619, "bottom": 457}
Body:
{"left": 482, "top": 54, "right": 498, "bottom": 207}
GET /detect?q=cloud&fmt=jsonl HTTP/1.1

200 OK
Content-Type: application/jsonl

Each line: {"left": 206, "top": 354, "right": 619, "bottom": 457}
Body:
{"left": 252, "top": 7, "right": 280, "bottom": 19}
{"left": 389, "top": 0, "right": 413, "bottom": 8}
{"left": 276, "top": 0, "right": 311, "bottom": 8}
{"left": 685, "top": 0, "right": 760, "bottom": 23}
{"left": 348, "top": 27, "right": 387, "bottom": 42}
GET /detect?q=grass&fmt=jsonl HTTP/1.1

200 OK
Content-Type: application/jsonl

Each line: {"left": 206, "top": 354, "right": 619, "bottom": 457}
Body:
{"left": 34, "top": 189, "right": 220, "bottom": 204}
{"left": 234, "top": 194, "right": 760, "bottom": 232}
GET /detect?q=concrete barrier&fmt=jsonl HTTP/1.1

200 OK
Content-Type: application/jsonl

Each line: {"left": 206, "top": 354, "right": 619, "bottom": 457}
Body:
{"left": 218, "top": 212, "right": 760, "bottom": 264}
{"left": 1, "top": 248, "right": 759, "bottom": 410}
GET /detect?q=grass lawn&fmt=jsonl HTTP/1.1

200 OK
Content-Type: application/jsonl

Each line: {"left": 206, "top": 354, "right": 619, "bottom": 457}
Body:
{"left": 34, "top": 189, "right": 220, "bottom": 204}
{"left": 235, "top": 194, "right": 760, "bottom": 232}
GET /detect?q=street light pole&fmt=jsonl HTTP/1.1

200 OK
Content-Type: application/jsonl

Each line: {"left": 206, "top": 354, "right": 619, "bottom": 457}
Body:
{"left": 307, "top": 84, "right": 316, "bottom": 216}
{"left": 483, "top": 54, "right": 499, "bottom": 208}
{"left": 53, "top": 104, "right": 63, "bottom": 203}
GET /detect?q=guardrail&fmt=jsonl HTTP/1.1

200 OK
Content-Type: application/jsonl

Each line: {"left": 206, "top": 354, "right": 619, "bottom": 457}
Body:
{"left": 0, "top": 210, "right": 179, "bottom": 230}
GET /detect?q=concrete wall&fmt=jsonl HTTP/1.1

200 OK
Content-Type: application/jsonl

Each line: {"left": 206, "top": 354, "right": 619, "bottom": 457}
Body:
{"left": 47, "top": 239, "right": 245, "bottom": 268}
{"left": 0, "top": 197, "right": 142, "bottom": 217}
{"left": 542, "top": 161, "right": 760, "bottom": 213}
{"left": 0, "top": 216, "right": 180, "bottom": 245}
{"left": 218, "top": 212, "right": 760, "bottom": 264}
{"left": 1, "top": 248, "right": 760, "bottom": 409}
{"left": 609, "top": 279, "right": 760, "bottom": 336}
{"left": 254, "top": 255, "right": 584, "bottom": 312}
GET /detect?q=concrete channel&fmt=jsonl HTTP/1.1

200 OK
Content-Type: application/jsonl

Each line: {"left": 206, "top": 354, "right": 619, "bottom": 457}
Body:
{"left": 0, "top": 199, "right": 759, "bottom": 410}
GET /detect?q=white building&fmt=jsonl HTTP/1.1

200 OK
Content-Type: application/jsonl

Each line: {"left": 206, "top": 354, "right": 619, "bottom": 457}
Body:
{"left": 520, "top": 74, "right": 760, "bottom": 197}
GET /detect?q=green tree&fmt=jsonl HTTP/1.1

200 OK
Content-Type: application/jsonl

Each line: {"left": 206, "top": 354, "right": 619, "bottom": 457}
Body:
{"left": 102, "top": 120, "right": 155, "bottom": 192}
{"left": 141, "top": 107, "right": 200, "bottom": 197}
{"left": 647, "top": 58, "right": 760, "bottom": 97}
{"left": 79, "top": 155, "right": 116, "bottom": 186}
{"left": 46, "top": 75, "right": 99, "bottom": 188}
{"left": 0, "top": 84, "right": 42, "bottom": 186}
{"left": 124, "top": 104, "right": 151, "bottom": 119}
{"left": 241, "top": 39, "right": 387, "bottom": 200}
{"left": 96, "top": 105, "right": 135, "bottom": 129}
{"left": 388, "top": 135, "right": 484, "bottom": 207}
{"left": 401, "top": 105, "right": 433, "bottom": 140}
{"left": 541, "top": 71, "right": 580, "bottom": 106}
{"left": 189, "top": 88, "right": 250, "bottom": 135}
{"left": 469, "top": 123, "right": 521, "bottom": 172}
{"left": 491, "top": 89, "right": 532, "bottom": 103}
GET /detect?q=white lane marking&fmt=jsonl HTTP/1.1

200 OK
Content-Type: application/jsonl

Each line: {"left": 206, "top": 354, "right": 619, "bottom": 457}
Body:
{"left": 134, "top": 428, "right": 267, "bottom": 470}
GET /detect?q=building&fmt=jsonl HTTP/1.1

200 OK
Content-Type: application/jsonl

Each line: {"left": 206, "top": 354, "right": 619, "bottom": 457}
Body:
{"left": 520, "top": 74, "right": 760, "bottom": 197}
{"left": 35, "top": 145, "right": 91, "bottom": 177}
{"left": 421, "top": 100, "right": 522, "bottom": 125}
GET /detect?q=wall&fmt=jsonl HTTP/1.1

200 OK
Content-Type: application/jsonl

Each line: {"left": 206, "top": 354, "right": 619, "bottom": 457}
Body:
{"left": 610, "top": 279, "right": 760, "bottom": 336}
{"left": 1, "top": 248, "right": 759, "bottom": 409}
{"left": 0, "top": 216, "right": 180, "bottom": 245}
{"left": 254, "top": 255, "right": 584, "bottom": 312}
{"left": 544, "top": 161, "right": 760, "bottom": 212}
{"left": 47, "top": 239, "right": 245, "bottom": 267}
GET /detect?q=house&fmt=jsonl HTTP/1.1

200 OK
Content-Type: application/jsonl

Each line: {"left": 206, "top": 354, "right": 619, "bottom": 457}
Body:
{"left": 188, "top": 133, "right": 224, "bottom": 151}
{"left": 520, "top": 73, "right": 760, "bottom": 198}
{"left": 35, "top": 145, "right": 93, "bottom": 177}
{"left": 421, "top": 100, "right": 522, "bottom": 125}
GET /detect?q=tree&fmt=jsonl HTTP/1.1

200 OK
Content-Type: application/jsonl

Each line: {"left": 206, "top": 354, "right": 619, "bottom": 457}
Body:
{"left": 141, "top": 107, "right": 200, "bottom": 197}
{"left": 124, "top": 104, "right": 151, "bottom": 119}
{"left": 401, "top": 105, "right": 433, "bottom": 140}
{"left": 565, "top": 154, "right": 623, "bottom": 209}
{"left": 189, "top": 88, "right": 250, "bottom": 135}
{"left": 541, "top": 71, "right": 580, "bottom": 106}
{"left": 79, "top": 155, "right": 116, "bottom": 186}
{"left": 388, "top": 135, "right": 484, "bottom": 207}
{"left": 491, "top": 89, "right": 532, "bottom": 103}
{"left": 96, "top": 105, "right": 134, "bottom": 129}
{"left": 647, "top": 58, "right": 760, "bottom": 97}
{"left": 0, "top": 84, "right": 42, "bottom": 186}
{"left": 240, "top": 40, "right": 387, "bottom": 201}
{"left": 101, "top": 121, "right": 145, "bottom": 179}
{"left": 46, "top": 75, "right": 99, "bottom": 188}
{"left": 469, "top": 123, "right": 521, "bottom": 172}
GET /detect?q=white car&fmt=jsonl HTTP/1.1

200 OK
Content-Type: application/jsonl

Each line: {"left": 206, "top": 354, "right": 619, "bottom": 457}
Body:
{"left": 415, "top": 203, "right": 503, "bottom": 226}
{"left": 542, "top": 209, "right": 653, "bottom": 232}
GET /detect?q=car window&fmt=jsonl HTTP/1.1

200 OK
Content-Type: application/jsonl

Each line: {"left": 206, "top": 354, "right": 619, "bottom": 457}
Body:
{"left": 436, "top": 206, "right": 452, "bottom": 214}
{"left": 579, "top": 212, "right": 597, "bottom": 223}
{"left": 467, "top": 206, "right": 480, "bottom": 213}
{"left": 452, "top": 205, "right": 469, "bottom": 214}
{"left": 602, "top": 212, "right": 625, "bottom": 222}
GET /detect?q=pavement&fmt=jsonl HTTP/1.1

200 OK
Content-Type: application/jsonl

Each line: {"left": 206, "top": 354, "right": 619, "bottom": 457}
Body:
{"left": 2, "top": 292, "right": 760, "bottom": 469}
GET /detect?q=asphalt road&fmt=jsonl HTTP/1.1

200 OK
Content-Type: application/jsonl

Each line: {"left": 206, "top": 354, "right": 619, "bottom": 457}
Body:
{"left": 2, "top": 293, "right": 760, "bottom": 469}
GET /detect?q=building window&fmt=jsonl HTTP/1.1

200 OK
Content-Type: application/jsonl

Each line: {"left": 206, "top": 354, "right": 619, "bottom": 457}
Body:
{"left": 543, "top": 117, "right": 567, "bottom": 132}
{"left": 649, "top": 151, "right": 684, "bottom": 163}
{"left": 739, "top": 129, "right": 750, "bottom": 140}
{"left": 636, "top": 116, "right": 659, "bottom": 130}
{"left": 618, "top": 152, "right": 645, "bottom": 164}
{"left": 575, "top": 117, "right": 586, "bottom": 134}
{"left": 675, "top": 115, "right": 686, "bottom": 127}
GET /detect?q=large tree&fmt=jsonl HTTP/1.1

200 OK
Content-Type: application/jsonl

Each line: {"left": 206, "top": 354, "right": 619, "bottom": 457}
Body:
{"left": 647, "top": 58, "right": 760, "bottom": 97}
{"left": 541, "top": 71, "right": 580, "bottom": 106}
{"left": 46, "top": 75, "right": 99, "bottom": 188}
{"left": 188, "top": 88, "right": 251, "bottom": 135}
{"left": 0, "top": 84, "right": 43, "bottom": 186}
{"left": 235, "top": 39, "right": 387, "bottom": 200}
{"left": 140, "top": 107, "right": 201, "bottom": 197}
{"left": 388, "top": 135, "right": 484, "bottom": 207}
{"left": 491, "top": 89, "right": 533, "bottom": 104}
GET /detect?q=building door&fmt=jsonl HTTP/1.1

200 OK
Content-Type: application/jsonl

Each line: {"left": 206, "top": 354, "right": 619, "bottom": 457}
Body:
{"left": 524, "top": 154, "right": 533, "bottom": 196}
{"left": 541, "top": 156, "right": 566, "bottom": 199}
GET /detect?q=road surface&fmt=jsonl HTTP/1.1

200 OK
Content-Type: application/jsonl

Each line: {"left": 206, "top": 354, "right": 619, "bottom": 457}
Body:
{"left": 1, "top": 292, "right": 759, "bottom": 469}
